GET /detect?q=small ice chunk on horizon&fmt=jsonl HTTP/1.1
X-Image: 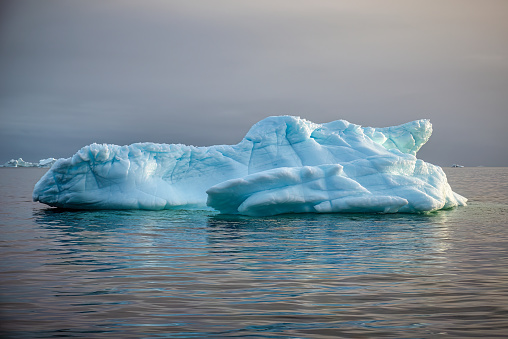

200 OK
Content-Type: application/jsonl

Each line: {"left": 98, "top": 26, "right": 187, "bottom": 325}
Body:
{"left": 2, "top": 157, "right": 57, "bottom": 168}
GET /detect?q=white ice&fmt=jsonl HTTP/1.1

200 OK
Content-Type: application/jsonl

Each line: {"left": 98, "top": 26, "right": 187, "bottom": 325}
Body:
{"left": 33, "top": 116, "right": 466, "bottom": 216}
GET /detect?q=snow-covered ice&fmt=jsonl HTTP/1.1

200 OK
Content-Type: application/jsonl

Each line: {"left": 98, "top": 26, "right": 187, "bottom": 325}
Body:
{"left": 33, "top": 116, "right": 466, "bottom": 216}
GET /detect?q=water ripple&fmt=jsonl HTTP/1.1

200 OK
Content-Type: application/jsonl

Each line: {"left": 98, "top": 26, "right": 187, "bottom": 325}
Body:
{"left": 1, "top": 168, "right": 508, "bottom": 338}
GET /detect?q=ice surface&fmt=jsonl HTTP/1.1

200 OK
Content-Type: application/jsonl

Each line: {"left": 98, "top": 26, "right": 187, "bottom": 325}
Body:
{"left": 33, "top": 116, "right": 466, "bottom": 215}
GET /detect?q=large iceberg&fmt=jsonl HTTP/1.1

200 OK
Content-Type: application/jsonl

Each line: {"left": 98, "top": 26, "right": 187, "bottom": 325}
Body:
{"left": 33, "top": 116, "right": 466, "bottom": 216}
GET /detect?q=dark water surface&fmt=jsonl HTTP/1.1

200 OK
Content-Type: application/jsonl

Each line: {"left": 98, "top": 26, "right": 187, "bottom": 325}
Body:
{"left": 1, "top": 167, "right": 508, "bottom": 338}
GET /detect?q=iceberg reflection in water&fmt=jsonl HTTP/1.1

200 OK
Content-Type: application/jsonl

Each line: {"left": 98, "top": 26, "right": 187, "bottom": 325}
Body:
{"left": 11, "top": 206, "right": 501, "bottom": 338}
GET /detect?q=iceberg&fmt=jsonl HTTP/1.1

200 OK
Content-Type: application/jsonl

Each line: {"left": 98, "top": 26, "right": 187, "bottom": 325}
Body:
{"left": 2, "top": 158, "right": 36, "bottom": 167}
{"left": 2, "top": 157, "right": 57, "bottom": 168}
{"left": 33, "top": 116, "right": 466, "bottom": 216}
{"left": 38, "top": 158, "right": 58, "bottom": 168}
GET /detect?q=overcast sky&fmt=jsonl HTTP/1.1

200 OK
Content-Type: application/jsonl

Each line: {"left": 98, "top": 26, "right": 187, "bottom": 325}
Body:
{"left": 1, "top": 0, "right": 507, "bottom": 166}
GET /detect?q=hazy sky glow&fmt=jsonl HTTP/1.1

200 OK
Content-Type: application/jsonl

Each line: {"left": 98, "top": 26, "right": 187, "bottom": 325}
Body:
{"left": 1, "top": 0, "right": 507, "bottom": 166}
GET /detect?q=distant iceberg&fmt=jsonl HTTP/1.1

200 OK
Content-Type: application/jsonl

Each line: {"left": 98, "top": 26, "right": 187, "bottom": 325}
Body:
{"left": 2, "top": 157, "right": 57, "bottom": 168}
{"left": 33, "top": 116, "right": 466, "bottom": 216}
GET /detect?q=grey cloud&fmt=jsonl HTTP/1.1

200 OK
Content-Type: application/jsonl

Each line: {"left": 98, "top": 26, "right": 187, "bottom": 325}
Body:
{"left": 1, "top": 0, "right": 507, "bottom": 166}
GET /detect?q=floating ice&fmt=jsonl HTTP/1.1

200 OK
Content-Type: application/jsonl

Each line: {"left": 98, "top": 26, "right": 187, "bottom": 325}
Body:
{"left": 2, "top": 157, "right": 57, "bottom": 168}
{"left": 38, "top": 158, "right": 57, "bottom": 168}
{"left": 33, "top": 116, "right": 466, "bottom": 215}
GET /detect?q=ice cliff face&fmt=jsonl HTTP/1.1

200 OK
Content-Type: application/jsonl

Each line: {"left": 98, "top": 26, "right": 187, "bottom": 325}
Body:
{"left": 33, "top": 116, "right": 466, "bottom": 216}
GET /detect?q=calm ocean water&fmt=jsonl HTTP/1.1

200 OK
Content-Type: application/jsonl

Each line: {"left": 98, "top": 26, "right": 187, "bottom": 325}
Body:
{"left": 1, "top": 167, "right": 507, "bottom": 338}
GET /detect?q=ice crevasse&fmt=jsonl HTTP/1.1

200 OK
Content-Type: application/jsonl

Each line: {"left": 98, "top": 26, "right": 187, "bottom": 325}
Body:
{"left": 33, "top": 116, "right": 466, "bottom": 216}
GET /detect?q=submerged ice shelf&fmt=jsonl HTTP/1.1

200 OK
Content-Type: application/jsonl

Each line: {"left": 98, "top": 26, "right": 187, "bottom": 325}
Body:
{"left": 33, "top": 116, "right": 466, "bottom": 216}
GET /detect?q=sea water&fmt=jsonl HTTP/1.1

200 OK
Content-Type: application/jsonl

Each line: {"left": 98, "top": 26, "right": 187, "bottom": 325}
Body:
{"left": 1, "top": 167, "right": 507, "bottom": 338}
